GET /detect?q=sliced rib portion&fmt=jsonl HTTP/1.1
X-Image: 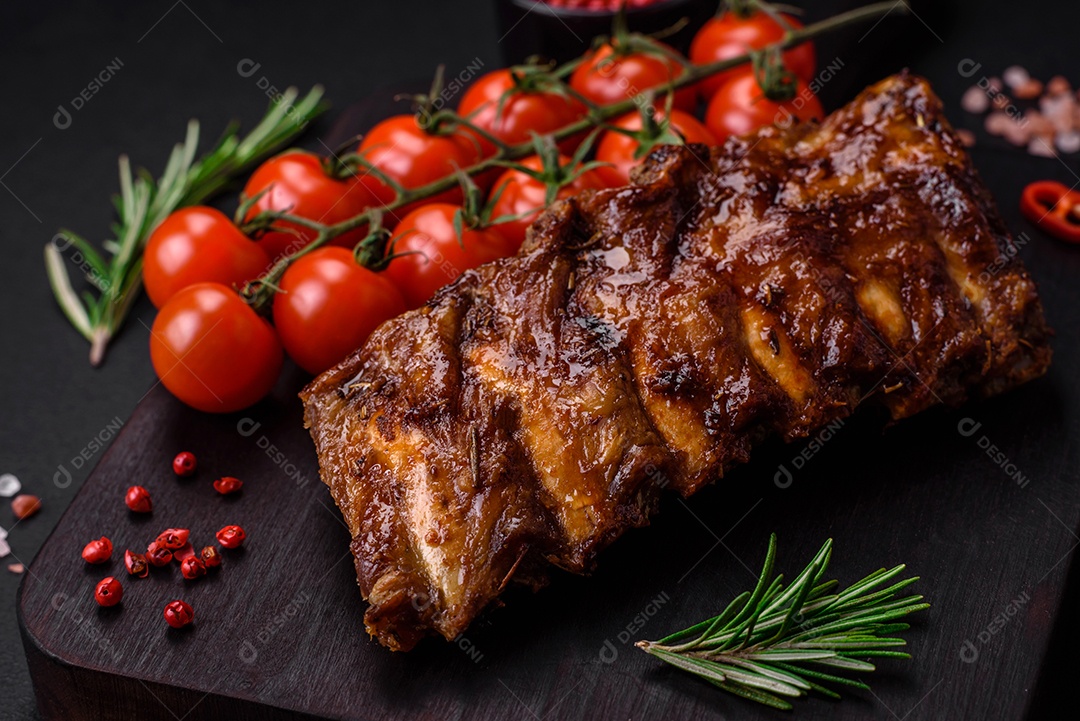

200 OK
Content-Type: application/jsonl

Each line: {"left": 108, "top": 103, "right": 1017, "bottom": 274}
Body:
{"left": 302, "top": 73, "right": 1051, "bottom": 651}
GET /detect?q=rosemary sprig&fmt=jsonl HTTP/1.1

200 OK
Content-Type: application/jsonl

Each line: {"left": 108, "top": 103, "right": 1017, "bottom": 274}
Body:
{"left": 44, "top": 86, "right": 327, "bottom": 366}
{"left": 636, "top": 534, "right": 928, "bottom": 710}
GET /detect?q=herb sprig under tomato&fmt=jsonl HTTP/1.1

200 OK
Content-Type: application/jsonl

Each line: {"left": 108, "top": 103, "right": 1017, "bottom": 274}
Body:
{"left": 44, "top": 87, "right": 326, "bottom": 366}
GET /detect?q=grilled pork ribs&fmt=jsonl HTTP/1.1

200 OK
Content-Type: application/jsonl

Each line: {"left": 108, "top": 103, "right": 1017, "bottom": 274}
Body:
{"left": 302, "top": 74, "right": 1051, "bottom": 650}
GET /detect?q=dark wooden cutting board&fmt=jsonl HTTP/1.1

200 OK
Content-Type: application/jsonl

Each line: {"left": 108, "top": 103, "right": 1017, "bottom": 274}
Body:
{"left": 18, "top": 84, "right": 1080, "bottom": 720}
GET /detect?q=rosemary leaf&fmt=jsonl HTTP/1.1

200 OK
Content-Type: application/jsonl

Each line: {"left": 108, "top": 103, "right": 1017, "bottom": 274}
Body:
{"left": 659, "top": 591, "right": 750, "bottom": 649}
{"left": 642, "top": 647, "right": 730, "bottom": 685}
{"left": 718, "top": 658, "right": 812, "bottom": 692}
{"left": 771, "top": 661, "right": 871, "bottom": 690}
{"left": 711, "top": 662, "right": 806, "bottom": 696}
{"left": 44, "top": 244, "right": 92, "bottom": 340}
{"left": 806, "top": 656, "right": 877, "bottom": 672}
{"left": 713, "top": 679, "right": 794, "bottom": 711}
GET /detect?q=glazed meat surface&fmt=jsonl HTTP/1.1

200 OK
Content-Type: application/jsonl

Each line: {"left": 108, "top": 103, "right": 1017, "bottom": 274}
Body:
{"left": 302, "top": 73, "right": 1051, "bottom": 651}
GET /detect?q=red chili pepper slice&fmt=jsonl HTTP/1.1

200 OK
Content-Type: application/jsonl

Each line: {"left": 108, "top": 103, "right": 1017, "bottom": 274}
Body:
{"left": 1020, "top": 180, "right": 1080, "bottom": 243}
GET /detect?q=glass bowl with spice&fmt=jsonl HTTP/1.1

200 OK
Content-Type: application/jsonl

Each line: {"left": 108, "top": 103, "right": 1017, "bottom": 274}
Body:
{"left": 494, "top": 0, "right": 716, "bottom": 65}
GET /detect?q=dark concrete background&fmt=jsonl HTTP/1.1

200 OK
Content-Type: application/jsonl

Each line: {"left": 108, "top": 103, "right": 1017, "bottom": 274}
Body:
{"left": 1, "top": 0, "right": 1076, "bottom": 718}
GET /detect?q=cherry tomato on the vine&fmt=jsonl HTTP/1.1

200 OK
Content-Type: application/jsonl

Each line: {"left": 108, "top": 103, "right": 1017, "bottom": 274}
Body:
{"left": 384, "top": 203, "right": 515, "bottom": 308}
{"left": 690, "top": 10, "right": 816, "bottom": 101}
{"left": 143, "top": 207, "right": 270, "bottom": 309}
{"left": 273, "top": 248, "right": 406, "bottom": 375}
{"left": 457, "top": 69, "right": 586, "bottom": 157}
{"left": 570, "top": 42, "right": 696, "bottom": 114}
{"left": 356, "top": 115, "right": 481, "bottom": 223}
{"left": 595, "top": 109, "right": 717, "bottom": 186}
{"left": 703, "top": 69, "right": 823, "bottom": 142}
{"left": 547, "top": 0, "right": 659, "bottom": 6}
{"left": 243, "top": 151, "right": 376, "bottom": 262}
{"left": 488, "top": 155, "right": 607, "bottom": 251}
{"left": 150, "top": 283, "right": 283, "bottom": 413}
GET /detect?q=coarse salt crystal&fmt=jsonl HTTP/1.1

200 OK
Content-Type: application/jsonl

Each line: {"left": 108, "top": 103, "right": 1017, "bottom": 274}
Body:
{"left": 1003, "top": 66, "right": 1029, "bottom": 89}
{"left": 1025, "top": 111, "right": 1054, "bottom": 137}
{"left": 985, "top": 112, "right": 1011, "bottom": 136}
{"left": 1049, "top": 98, "right": 1077, "bottom": 133}
{"left": 0, "top": 474, "right": 20, "bottom": 498}
{"left": 1004, "top": 122, "right": 1032, "bottom": 146}
{"left": 1047, "top": 76, "right": 1072, "bottom": 96}
{"left": 1040, "top": 94, "right": 1069, "bottom": 117}
{"left": 1014, "top": 79, "right": 1043, "bottom": 100}
{"left": 961, "top": 86, "right": 989, "bottom": 114}
{"left": 1056, "top": 131, "right": 1080, "bottom": 154}
{"left": 1028, "top": 138, "right": 1056, "bottom": 157}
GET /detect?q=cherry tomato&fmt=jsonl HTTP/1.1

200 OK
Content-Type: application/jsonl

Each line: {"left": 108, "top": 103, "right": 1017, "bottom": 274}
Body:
{"left": 704, "top": 70, "right": 823, "bottom": 142}
{"left": 548, "top": 0, "right": 662, "bottom": 6}
{"left": 143, "top": 207, "right": 270, "bottom": 309}
{"left": 243, "top": 151, "right": 377, "bottom": 262}
{"left": 488, "top": 156, "right": 607, "bottom": 251}
{"left": 595, "top": 109, "right": 717, "bottom": 186}
{"left": 690, "top": 10, "right": 816, "bottom": 101}
{"left": 457, "top": 69, "right": 586, "bottom": 157}
{"left": 384, "top": 204, "right": 514, "bottom": 308}
{"left": 356, "top": 115, "right": 480, "bottom": 222}
{"left": 570, "top": 42, "right": 696, "bottom": 113}
{"left": 273, "top": 248, "right": 406, "bottom": 374}
{"left": 149, "top": 283, "right": 283, "bottom": 413}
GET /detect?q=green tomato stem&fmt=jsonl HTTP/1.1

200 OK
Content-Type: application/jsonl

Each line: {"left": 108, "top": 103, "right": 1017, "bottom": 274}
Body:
{"left": 243, "top": 1, "right": 905, "bottom": 311}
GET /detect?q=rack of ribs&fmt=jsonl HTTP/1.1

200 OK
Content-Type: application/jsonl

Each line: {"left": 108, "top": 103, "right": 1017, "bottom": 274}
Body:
{"left": 302, "top": 73, "right": 1052, "bottom": 651}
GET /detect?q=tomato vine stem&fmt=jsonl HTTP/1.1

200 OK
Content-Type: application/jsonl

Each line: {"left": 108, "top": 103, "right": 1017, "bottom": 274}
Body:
{"left": 242, "top": 0, "right": 905, "bottom": 311}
